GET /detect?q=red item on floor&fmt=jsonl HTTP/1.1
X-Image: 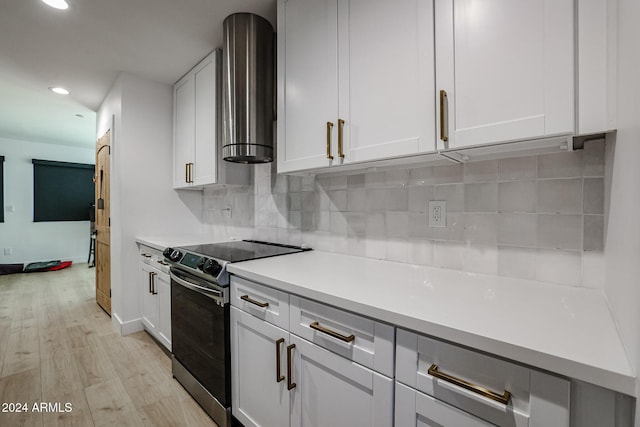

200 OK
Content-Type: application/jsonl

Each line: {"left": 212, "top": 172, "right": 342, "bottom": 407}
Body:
{"left": 48, "top": 261, "right": 73, "bottom": 271}
{"left": 24, "top": 260, "right": 73, "bottom": 272}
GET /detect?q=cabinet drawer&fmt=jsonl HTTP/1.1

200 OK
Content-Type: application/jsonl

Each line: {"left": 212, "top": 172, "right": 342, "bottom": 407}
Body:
{"left": 139, "top": 244, "right": 162, "bottom": 262}
{"left": 289, "top": 295, "right": 394, "bottom": 377}
{"left": 396, "top": 329, "right": 569, "bottom": 426}
{"left": 231, "top": 276, "right": 290, "bottom": 330}
{"left": 139, "top": 245, "right": 170, "bottom": 273}
{"left": 395, "top": 381, "right": 493, "bottom": 427}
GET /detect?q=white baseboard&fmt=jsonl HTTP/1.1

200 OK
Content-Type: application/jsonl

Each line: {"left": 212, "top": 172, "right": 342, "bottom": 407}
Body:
{"left": 112, "top": 312, "right": 144, "bottom": 336}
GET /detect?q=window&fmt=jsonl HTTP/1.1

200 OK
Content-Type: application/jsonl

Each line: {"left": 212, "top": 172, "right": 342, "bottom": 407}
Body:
{"left": 0, "top": 156, "right": 4, "bottom": 223}
{"left": 32, "top": 159, "right": 95, "bottom": 222}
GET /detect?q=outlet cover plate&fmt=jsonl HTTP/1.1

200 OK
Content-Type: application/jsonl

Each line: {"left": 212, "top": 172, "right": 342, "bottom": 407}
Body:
{"left": 428, "top": 201, "right": 446, "bottom": 227}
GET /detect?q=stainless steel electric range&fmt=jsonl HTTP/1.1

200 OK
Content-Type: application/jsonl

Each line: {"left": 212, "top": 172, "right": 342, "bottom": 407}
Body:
{"left": 162, "top": 240, "right": 310, "bottom": 427}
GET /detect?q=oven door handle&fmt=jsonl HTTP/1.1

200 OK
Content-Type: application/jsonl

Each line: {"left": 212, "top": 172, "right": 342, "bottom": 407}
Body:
{"left": 170, "top": 271, "right": 223, "bottom": 301}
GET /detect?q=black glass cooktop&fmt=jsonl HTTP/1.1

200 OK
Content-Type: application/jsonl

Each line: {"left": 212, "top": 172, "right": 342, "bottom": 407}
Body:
{"left": 178, "top": 240, "right": 310, "bottom": 263}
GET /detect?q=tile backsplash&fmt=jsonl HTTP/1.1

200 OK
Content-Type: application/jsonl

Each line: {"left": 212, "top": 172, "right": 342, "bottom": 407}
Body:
{"left": 202, "top": 140, "right": 605, "bottom": 288}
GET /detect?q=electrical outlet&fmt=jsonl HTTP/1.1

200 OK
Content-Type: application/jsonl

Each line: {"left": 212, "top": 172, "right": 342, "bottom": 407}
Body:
{"left": 428, "top": 201, "right": 446, "bottom": 227}
{"left": 4, "top": 248, "right": 12, "bottom": 255}
{"left": 222, "top": 206, "right": 232, "bottom": 219}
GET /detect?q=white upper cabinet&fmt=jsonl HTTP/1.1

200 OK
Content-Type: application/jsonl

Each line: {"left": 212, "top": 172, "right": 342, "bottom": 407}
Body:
{"left": 277, "top": 0, "right": 339, "bottom": 173}
{"left": 174, "top": 76, "right": 195, "bottom": 188}
{"left": 174, "top": 52, "right": 217, "bottom": 189}
{"left": 435, "top": 0, "right": 574, "bottom": 150}
{"left": 192, "top": 57, "right": 218, "bottom": 186}
{"left": 277, "top": 0, "right": 435, "bottom": 173}
{"left": 577, "top": 0, "right": 617, "bottom": 135}
{"left": 173, "top": 50, "right": 250, "bottom": 189}
{"left": 341, "top": 0, "right": 435, "bottom": 163}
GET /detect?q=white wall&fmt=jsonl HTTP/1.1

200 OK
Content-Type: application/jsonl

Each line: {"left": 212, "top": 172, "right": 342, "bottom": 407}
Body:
{"left": 97, "top": 73, "right": 203, "bottom": 333}
{"left": 0, "top": 137, "right": 94, "bottom": 265}
{"left": 604, "top": 0, "right": 640, "bottom": 420}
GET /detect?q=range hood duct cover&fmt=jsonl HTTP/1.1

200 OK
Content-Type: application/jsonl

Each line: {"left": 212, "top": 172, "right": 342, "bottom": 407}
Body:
{"left": 222, "top": 13, "right": 275, "bottom": 164}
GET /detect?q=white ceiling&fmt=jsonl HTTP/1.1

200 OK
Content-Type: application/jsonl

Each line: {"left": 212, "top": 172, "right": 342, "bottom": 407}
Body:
{"left": 0, "top": 0, "right": 276, "bottom": 148}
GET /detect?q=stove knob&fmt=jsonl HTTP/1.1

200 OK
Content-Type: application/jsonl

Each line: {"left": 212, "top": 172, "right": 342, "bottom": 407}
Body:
{"left": 162, "top": 247, "right": 173, "bottom": 259}
{"left": 196, "top": 258, "right": 208, "bottom": 271}
{"left": 169, "top": 249, "right": 183, "bottom": 262}
{"left": 202, "top": 258, "right": 222, "bottom": 276}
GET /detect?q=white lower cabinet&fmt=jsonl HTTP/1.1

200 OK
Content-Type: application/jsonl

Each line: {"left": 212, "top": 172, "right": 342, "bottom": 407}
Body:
{"left": 231, "top": 306, "right": 290, "bottom": 427}
{"left": 138, "top": 248, "right": 171, "bottom": 351}
{"left": 140, "top": 261, "right": 159, "bottom": 332}
{"left": 230, "top": 275, "right": 574, "bottom": 427}
{"left": 155, "top": 269, "right": 171, "bottom": 348}
{"left": 396, "top": 328, "right": 570, "bottom": 427}
{"left": 396, "top": 381, "right": 492, "bottom": 427}
{"left": 289, "top": 333, "right": 393, "bottom": 427}
{"left": 230, "top": 276, "right": 394, "bottom": 427}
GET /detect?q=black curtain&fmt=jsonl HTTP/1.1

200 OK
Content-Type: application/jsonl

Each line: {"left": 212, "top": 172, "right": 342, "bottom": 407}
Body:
{"left": 32, "top": 159, "right": 95, "bottom": 222}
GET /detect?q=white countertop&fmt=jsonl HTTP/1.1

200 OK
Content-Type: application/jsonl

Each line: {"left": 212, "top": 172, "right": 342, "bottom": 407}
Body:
{"left": 227, "top": 250, "right": 636, "bottom": 396}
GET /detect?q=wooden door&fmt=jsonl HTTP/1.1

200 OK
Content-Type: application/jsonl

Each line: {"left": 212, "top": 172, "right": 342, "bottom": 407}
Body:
{"left": 95, "top": 130, "right": 111, "bottom": 315}
{"left": 434, "top": 0, "right": 573, "bottom": 150}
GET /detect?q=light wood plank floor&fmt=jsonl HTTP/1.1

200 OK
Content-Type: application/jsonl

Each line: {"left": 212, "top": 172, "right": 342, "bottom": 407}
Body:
{"left": 0, "top": 264, "right": 218, "bottom": 427}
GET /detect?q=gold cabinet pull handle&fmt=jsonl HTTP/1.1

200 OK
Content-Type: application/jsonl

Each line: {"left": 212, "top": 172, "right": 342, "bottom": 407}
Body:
{"left": 326, "top": 121, "right": 334, "bottom": 160}
{"left": 275, "top": 338, "right": 285, "bottom": 383}
{"left": 185, "top": 163, "right": 189, "bottom": 183}
{"left": 309, "top": 321, "right": 355, "bottom": 343}
{"left": 240, "top": 294, "right": 269, "bottom": 308}
{"left": 439, "top": 90, "right": 449, "bottom": 146}
{"left": 141, "top": 253, "right": 152, "bottom": 258}
{"left": 151, "top": 272, "right": 157, "bottom": 295}
{"left": 148, "top": 272, "right": 153, "bottom": 294}
{"left": 428, "top": 364, "right": 511, "bottom": 405}
{"left": 286, "top": 344, "right": 296, "bottom": 390}
{"left": 337, "top": 119, "right": 345, "bottom": 159}
{"left": 188, "top": 163, "right": 194, "bottom": 183}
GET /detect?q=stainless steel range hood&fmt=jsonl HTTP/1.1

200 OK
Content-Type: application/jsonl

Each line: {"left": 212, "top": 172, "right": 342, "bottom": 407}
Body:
{"left": 222, "top": 13, "right": 275, "bottom": 164}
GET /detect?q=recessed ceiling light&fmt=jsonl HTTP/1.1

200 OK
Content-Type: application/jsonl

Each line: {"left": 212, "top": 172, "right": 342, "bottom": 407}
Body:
{"left": 42, "top": 0, "right": 69, "bottom": 10}
{"left": 49, "top": 87, "right": 70, "bottom": 95}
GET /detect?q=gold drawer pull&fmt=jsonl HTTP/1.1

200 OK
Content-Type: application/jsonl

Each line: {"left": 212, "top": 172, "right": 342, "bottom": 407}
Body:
{"left": 309, "top": 321, "right": 355, "bottom": 343}
{"left": 428, "top": 364, "right": 511, "bottom": 405}
{"left": 337, "top": 118, "right": 345, "bottom": 159}
{"left": 439, "top": 89, "right": 449, "bottom": 145}
{"left": 275, "top": 338, "right": 285, "bottom": 383}
{"left": 287, "top": 344, "right": 296, "bottom": 390}
{"left": 240, "top": 294, "right": 269, "bottom": 308}
{"left": 326, "top": 121, "right": 334, "bottom": 160}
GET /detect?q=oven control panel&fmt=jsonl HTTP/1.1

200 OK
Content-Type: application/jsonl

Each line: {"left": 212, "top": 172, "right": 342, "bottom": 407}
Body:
{"left": 163, "top": 247, "right": 229, "bottom": 285}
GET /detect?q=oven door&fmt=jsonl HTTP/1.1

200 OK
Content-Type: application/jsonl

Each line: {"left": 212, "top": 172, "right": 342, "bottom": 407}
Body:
{"left": 170, "top": 268, "right": 230, "bottom": 408}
